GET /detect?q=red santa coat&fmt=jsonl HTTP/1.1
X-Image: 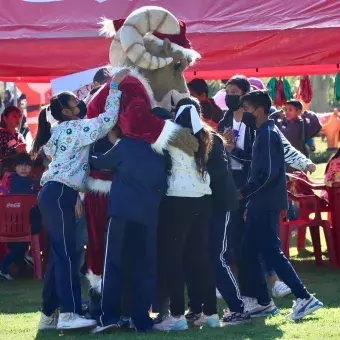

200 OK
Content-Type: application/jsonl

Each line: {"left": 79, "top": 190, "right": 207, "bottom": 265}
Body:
{"left": 88, "top": 73, "right": 165, "bottom": 142}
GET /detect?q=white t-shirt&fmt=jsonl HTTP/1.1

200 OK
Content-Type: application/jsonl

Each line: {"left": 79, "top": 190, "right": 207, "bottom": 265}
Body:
{"left": 230, "top": 118, "right": 246, "bottom": 170}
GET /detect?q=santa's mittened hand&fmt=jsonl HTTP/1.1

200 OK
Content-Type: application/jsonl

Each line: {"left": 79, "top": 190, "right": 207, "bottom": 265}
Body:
{"left": 305, "top": 163, "right": 316, "bottom": 174}
{"left": 169, "top": 128, "right": 199, "bottom": 157}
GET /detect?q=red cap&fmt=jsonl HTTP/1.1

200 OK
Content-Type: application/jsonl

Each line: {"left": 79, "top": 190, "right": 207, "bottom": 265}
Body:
{"left": 113, "top": 18, "right": 191, "bottom": 49}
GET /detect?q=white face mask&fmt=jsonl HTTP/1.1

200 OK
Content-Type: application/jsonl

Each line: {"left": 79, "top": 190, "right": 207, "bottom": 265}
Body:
{"left": 156, "top": 90, "right": 189, "bottom": 113}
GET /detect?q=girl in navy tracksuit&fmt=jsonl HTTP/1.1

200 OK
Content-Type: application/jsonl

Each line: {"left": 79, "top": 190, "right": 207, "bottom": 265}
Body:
{"left": 32, "top": 70, "right": 127, "bottom": 331}
{"left": 90, "top": 127, "right": 168, "bottom": 333}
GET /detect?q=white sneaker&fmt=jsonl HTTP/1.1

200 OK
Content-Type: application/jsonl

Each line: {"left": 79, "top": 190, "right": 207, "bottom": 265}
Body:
{"left": 194, "top": 314, "right": 220, "bottom": 328}
{"left": 57, "top": 313, "right": 97, "bottom": 330}
{"left": 246, "top": 300, "right": 280, "bottom": 318}
{"left": 38, "top": 312, "right": 59, "bottom": 330}
{"left": 153, "top": 315, "right": 188, "bottom": 331}
{"left": 216, "top": 288, "right": 223, "bottom": 299}
{"left": 0, "top": 270, "right": 13, "bottom": 281}
{"left": 272, "top": 281, "right": 292, "bottom": 298}
{"left": 287, "top": 296, "right": 323, "bottom": 321}
{"left": 242, "top": 296, "right": 257, "bottom": 311}
{"left": 91, "top": 324, "right": 118, "bottom": 334}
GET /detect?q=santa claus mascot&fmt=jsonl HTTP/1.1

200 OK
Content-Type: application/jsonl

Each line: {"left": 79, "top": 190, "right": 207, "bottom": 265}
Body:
{"left": 85, "top": 6, "right": 201, "bottom": 315}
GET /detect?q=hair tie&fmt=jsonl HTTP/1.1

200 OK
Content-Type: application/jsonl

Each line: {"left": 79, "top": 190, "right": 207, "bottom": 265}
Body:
{"left": 175, "top": 104, "right": 203, "bottom": 134}
{"left": 45, "top": 105, "right": 58, "bottom": 127}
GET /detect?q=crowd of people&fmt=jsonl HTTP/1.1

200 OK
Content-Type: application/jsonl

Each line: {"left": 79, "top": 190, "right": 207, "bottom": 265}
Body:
{"left": 1, "top": 69, "right": 339, "bottom": 334}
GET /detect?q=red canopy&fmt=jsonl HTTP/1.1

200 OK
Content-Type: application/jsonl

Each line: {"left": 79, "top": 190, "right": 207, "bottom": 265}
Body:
{"left": 1, "top": 0, "right": 340, "bottom": 81}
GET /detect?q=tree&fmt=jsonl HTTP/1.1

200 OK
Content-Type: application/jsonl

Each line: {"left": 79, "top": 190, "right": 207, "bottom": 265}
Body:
{"left": 310, "top": 75, "right": 332, "bottom": 112}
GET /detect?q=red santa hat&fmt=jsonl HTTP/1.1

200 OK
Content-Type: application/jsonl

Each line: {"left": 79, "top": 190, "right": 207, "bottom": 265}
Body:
{"left": 113, "top": 18, "right": 192, "bottom": 49}
{"left": 110, "top": 17, "right": 199, "bottom": 65}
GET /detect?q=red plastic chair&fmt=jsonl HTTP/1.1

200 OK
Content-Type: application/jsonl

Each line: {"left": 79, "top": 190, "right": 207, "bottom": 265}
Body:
{"left": 287, "top": 173, "right": 331, "bottom": 250}
{"left": 0, "top": 195, "right": 42, "bottom": 279}
{"left": 279, "top": 189, "right": 338, "bottom": 268}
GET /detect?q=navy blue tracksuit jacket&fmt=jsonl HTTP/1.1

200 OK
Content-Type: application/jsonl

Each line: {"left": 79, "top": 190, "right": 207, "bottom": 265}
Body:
{"left": 240, "top": 120, "right": 288, "bottom": 211}
{"left": 90, "top": 137, "right": 168, "bottom": 226}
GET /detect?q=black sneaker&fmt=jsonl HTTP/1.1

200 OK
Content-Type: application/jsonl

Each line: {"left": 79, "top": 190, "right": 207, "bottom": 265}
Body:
{"left": 185, "top": 311, "right": 201, "bottom": 322}
{"left": 221, "top": 310, "right": 250, "bottom": 326}
{"left": 0, "top": 270, "right": 13, "bottom": 281}
{"left": 24, "top": 256, "right": 34, "bottom": 269}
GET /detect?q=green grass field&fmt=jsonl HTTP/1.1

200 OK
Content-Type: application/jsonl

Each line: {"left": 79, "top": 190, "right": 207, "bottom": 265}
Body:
{"left": 1, "top": 249, "right": 340, "bottom": 340}
{"left": 1, "top": 138, "right": 339, "bottom": 340}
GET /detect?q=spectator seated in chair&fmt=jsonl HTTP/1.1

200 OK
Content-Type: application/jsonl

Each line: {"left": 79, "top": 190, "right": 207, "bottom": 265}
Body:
{"left": 0, "top": 153, "right": 42, "bottom": 280}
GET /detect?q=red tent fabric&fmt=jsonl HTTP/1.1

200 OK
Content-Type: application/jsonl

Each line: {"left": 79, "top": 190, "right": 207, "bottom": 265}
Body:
{"left": 1, "top": 0, "right": 340, "bottom": 81}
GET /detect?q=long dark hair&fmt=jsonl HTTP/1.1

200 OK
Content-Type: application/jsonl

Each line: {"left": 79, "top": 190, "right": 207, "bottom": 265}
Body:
{"left": 31, "top": 92, "right": 75, "bottom": 156}
{"left": 175, "top": 97, "right": 214, "bottom": 179}
{"left": 325, "top": 148, "right": 340, "bottom": 174}
{"left": 0, "top": 106, "right": 21, "bottom": 129}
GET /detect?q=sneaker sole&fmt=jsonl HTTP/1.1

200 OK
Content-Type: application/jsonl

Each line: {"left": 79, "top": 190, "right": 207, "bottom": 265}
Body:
{"left": 91, "top": 324, "right": 118, "bottom": 334}
{"left": 38, "top": 326, "right": 58, "bottom": 331}
{"left": 206, "top": 322, "right": 221, "bottom": 328}
{"left": 289, "top": 302, "right": 323, "bottom": 321}
{"left": 153, "top": 323, "right": 189, "bottom": 331}
{"left": 250, "top": 307, "right": 280, "bottom": 318}
{"left": 221, "top": 320, "right": 250, "bottom": 326}
{"left": 57, "top": 323, "right": 97, "bottom": 331}
{"left": 221, "top": 317, "right": 251, "bottom": 326}
{"left": 153, "top": 327, "right": 189, "bottom": 331}
{"left": 194, "top": 321, "right": 220, "bottom": 328}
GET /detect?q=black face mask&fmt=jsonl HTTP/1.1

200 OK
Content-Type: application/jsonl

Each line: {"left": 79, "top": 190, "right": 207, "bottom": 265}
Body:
{"left": 225, "top": 95, "right": 241, "bottom": 111}
{"left": 77, "top": 100, "right": 87, "bottom": 119}
{"left": 243, "top": 109, "right": 258, "bottom": 125}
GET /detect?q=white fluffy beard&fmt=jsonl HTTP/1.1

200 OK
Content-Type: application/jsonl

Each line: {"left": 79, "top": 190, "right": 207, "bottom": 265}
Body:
{"left": 157, "top": 90, "right": 190, "bottom": 113}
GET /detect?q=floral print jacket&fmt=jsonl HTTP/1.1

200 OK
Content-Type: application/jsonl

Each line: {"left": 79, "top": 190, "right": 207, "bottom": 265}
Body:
{"left": 41, "top": 89, "right": 121, "bottom": 192}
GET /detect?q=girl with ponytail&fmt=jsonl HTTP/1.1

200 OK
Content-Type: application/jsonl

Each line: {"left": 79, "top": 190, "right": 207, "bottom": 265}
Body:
{"left": 37, "top": 69, "right": 129, "bottom": 332}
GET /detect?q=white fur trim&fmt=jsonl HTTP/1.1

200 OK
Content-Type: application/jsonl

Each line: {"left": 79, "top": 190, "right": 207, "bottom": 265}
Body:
{"left": 145, "top": 33, "right": 201, "bottom": 65}
{"left": 110, "top": 66, "right": 156, "bottom": 107}
{"left": 86, "top": 270, "right": 102, "bottom": 293}
{"left": 99, "top": 17, "right": 116, "bottom": 38}
{"left": 151, "top": 120, "right": 180, "bottom": 154}
{"left": 86, "top": 176, "right": 111, "bottom": 195}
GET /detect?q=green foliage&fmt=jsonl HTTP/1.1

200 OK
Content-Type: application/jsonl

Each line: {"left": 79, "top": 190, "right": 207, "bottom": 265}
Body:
{"left": 207, "top": 80, "right": 223, "bottom": 98}
{"left": 310, "top": 150, "right": 335, "bottom": 164}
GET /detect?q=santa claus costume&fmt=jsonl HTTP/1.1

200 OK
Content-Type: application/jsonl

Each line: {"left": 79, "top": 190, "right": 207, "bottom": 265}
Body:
{"left": 84, "top": 7, "right": 200, "bottom": 318}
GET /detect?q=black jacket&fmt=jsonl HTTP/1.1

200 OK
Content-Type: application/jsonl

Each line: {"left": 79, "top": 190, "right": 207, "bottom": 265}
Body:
{"left": 217, "top": 110, "right": 256, "bottom": 188}
{"left": 240, "top": 120, "right": 288, "bottom": 211}
{"left": 208, "top": 134, "right": 238, "bottom": 212}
